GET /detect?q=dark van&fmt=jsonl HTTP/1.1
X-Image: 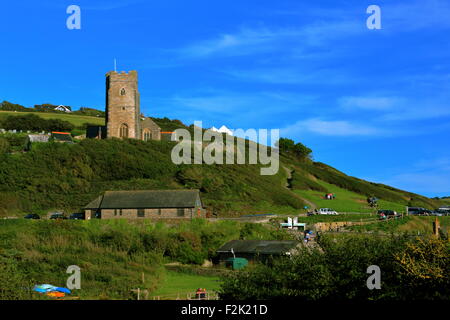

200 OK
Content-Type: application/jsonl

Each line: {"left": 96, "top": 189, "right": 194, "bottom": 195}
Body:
{"left": 408, "top": 207, "right": 431, "bottom": 215}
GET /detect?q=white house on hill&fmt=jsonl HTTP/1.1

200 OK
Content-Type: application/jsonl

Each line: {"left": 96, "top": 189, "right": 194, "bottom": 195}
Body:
{"left": 54, "top": 105, "right": 71, "bottom": 113}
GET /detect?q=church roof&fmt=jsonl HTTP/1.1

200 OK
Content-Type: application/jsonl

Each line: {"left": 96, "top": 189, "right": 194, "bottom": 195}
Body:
{"left": 141, "top": 117, "right": 161, "bottom": 130}
{"left": 84, "top": 189, "right": 202, "bottom": 209}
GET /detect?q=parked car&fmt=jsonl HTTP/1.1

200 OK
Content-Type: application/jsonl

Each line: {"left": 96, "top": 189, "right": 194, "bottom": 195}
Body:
{"left": 378, "top": 210, "right": 398, "bottom": 219}
{"left": 50, "top": 213, "right": 67, "bottom": 220}
{"left": 430, "top": 210, "right": 444, "bottom": 216}
{"left": 433, "top": 209, "right": 449, "bottom": 216}
{"left": 408, "top": 207, "right": 432, "bottom": 216}
{"left": 24, "top": 213, "right": 40, "bottom": 219}
{"left": 318, "top": 208, "right": 338, "bottom": 215}
{"left": 69, "top": 213, "right": 84, "bottom": 220}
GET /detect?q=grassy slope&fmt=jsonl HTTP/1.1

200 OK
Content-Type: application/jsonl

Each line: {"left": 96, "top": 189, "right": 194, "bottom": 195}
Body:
{"left": 0, "top": 111, "right": 444, "bottom": 215}
{"left": 294, "top": 180, "right": 406, "bottom": 213}
{"left": 0, "top": 137, "right": 305, "bottom": 216}
{"left": 0, "top": 111, "right": 105, "bottom": 127}
{"left": 284, "top": 154, "right": 442, "bottom": 212}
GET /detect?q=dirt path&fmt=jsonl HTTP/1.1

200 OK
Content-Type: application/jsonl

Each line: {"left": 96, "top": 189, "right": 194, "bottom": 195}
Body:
{"left": 282, "top": 165, "right": 317, "bottom": 210}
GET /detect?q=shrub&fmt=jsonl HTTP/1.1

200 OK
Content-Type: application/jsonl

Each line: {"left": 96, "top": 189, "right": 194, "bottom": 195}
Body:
{"left": 219, "top": 235, "right": 450, "bottom": 300}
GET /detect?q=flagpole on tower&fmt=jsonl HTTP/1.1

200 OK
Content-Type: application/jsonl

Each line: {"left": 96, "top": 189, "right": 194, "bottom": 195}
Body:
{"left": 114, "top": 58, "right": 117, "bottom": 72}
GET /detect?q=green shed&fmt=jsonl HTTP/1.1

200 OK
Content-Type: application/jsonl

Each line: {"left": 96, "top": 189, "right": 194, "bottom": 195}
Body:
{"left": 226, "top": 257, "right": 248, "bottom": 270}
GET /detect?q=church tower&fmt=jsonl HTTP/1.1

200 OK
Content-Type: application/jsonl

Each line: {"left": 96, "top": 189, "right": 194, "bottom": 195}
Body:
{"left": 105, "top": 70, "right": 141, "bottom": 139}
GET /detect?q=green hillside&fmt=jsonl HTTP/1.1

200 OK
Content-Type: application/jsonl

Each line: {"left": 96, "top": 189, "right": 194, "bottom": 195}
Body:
{"left": 0, "top": 112, "right": 445, "bottom": 216}
{"left": 0, "top": 111, "right": 105, "bottom": 127}
{"left": 285, "top": 155, "right": 442, "bottom": 212}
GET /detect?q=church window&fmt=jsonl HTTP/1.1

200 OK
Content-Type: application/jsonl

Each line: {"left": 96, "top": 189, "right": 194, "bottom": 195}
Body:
{"left": 120, "top": 88, "right": 126, "bottom": 96}
{"left": 143, "top": 129, "right": 152, "bottom": 141}
{"left": 119, "top": 124, "right": 129, "bottom": 138}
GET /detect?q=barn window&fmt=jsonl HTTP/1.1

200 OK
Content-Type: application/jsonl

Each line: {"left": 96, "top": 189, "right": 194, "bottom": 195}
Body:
{"left": 137, "top": 209, "right": 145, "bottom": 218}
{"left": 120, "top": 88, "right": 126, "bottom": 96}
{"left": 177, "top": 208, "right": 185, "bottom": 217}
{"left": 119, "top": 124, "right": 129, "bottom": 138}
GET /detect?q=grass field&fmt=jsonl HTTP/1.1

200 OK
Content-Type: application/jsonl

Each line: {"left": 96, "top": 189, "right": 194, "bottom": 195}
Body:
{"left": 0, "top": 111, "right": 105, "bottom": 127}
{"left": 150, "top": 269, "right": 221, "bottom": 300}
{"left": 348, "top": 216, "right": 450, "bottom": 234}
{"left": 294, "top": 179, "right": 406, "bottom": 213}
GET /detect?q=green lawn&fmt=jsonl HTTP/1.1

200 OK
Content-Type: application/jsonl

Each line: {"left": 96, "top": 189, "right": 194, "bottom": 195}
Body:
{"left": 0, "top": 111, "right": 105, "bottom": 127}
{"left": 294, "top": 179, "right": 406, "bottom": 213}
{"left": 151, "top": 269, "right": 221, "bottom": 300}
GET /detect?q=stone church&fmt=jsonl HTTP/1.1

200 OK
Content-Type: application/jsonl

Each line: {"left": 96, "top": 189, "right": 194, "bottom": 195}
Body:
{"left": 87, "top": 70, "right": 161, "bottom": 140}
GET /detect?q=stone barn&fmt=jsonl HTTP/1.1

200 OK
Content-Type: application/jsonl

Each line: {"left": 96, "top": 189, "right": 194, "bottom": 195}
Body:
{"left": 83, "top": 189, "right": 205, "bottom": 220}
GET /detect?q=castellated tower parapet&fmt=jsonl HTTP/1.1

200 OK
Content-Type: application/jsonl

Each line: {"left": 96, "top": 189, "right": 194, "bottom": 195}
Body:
{"left": 105, "top": 70, "right": 141, "bottom": 139}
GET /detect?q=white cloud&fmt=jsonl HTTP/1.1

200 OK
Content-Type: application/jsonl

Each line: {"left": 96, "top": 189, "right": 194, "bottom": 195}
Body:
{"left": 339, "top": 96, "right": 402, "bottom": 111}
{"left": 366, "top": 156, "right": 450, "bottom": 195}
{"left": 160, "top": 90, "right": 317, "bottom": 126}
{"left": 178, "top": 28, "right": 291, "bottom": 58}
{"left": 337, "top": 95, "right": 450, "bottom": 122}
{"left": 384, "top": 172, "right": 450, "bottom": 194}
{"left": 281, "top": 118, "right": 383, "bottom": 137}
{"left": 222, "top": 67, "right": 355, "bottom": 85}
{"left": 381, "top": 104, "right": 450, "bottom": 121}
{"left": 176, "top": 18, "right": 363, "bottom": 59}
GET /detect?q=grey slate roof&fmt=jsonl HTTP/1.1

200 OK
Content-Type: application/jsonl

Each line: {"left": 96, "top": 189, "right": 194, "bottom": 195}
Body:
{"left": 84, "top": 189, "right": 202, "bottom": 209}
{"left": 216, "top": 240, "right": 301, "bottom": 255}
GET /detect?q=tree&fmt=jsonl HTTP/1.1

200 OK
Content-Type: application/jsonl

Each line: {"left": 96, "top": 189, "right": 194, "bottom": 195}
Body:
{"left": 2, "top": 114, "right": 73, "bottom": 132}
{"left": 0, "top": 100, "right": 30, "bottom": 112}
{"left": 277, "top": 138, "right": 312, "bottom": 159}
{"left": 394, "top": 237, "right": 450, "bottom": 299}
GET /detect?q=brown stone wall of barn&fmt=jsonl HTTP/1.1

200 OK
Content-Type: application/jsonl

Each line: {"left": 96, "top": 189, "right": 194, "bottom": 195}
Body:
{"left": 96, "top": 207, "right": 206, "bottom": 219}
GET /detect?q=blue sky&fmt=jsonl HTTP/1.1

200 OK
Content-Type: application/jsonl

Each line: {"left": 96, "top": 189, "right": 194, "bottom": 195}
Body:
{"left": 1, "top": 0, "right": 449, "bottom": 197}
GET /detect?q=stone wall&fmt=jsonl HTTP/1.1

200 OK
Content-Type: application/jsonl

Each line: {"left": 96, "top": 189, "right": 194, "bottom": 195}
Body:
{"left": 141, "top": 117, "right": 161, "bottom": 141}
{"left": 87, "top": 207, "right": 206, "bottom": 220}
{"left": 313, "top": 221, "right": 366, "bottom": 232}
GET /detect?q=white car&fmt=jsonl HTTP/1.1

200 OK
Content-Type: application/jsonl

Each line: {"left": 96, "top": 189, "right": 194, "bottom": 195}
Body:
{"left": 318, "top": 208, "right": 339, "bottom": 215}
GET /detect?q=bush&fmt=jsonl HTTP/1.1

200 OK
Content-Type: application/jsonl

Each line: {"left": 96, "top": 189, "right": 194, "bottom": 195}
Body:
{"left": 219, "top": 235, "right": 450, "bottom": 300}
{"left": 0, "top": 137, "right": 9, "bottom": 153}
{"left": 277, "top": 138, "right": 312, "bottom": 159}
{"left": 1, "top": 114, "right": 74, "bottom": 132}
